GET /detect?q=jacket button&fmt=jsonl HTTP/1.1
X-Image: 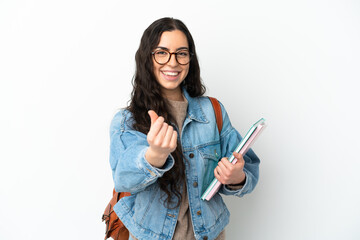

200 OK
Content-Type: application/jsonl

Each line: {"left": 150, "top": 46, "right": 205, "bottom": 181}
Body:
{"left": 197, "top": 210, "right": 201, "bottom": 215}
{"left": 189, "top": 153, "right": 194, "bottom": 158}
{"left": 203, "top": 236, "right": 208, "bottom": 240}
{"left": 193, "top": 182, "right": 198, "bottom": 187}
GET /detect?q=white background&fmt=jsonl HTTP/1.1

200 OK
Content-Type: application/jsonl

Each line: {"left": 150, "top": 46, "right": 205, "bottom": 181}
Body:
{"left": 1, "top": 0, "right": 359, "bottom": 239}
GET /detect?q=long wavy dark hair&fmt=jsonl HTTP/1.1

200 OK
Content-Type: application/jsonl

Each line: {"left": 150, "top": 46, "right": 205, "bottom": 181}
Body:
{"left": 127, "top": 17, "right": 206, "bottom": 208}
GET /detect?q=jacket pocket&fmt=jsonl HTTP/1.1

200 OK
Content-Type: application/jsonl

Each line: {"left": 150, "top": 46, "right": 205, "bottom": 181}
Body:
{"left": 198, "top": 142, "right": 222, "bottom": 194}
{"left": 205, "top": 192, "right": 227, "bottom": 224}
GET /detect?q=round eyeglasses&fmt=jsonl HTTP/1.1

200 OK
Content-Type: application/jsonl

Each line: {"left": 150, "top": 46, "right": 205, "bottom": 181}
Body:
{"left": 152, "top": 49, "right": 192, "bottom": 65}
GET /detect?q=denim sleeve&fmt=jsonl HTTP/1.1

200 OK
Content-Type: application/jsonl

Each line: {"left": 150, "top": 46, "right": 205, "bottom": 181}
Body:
{"left": 217, "top": 102, "right": 260, "bottom": 197}
{"left": 109, "top": 110, "right": 175, "bottom": 194}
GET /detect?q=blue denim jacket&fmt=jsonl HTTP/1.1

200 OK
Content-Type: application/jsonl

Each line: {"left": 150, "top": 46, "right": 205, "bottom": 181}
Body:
{"left": 109, "top": 89, "right": 260, "bottom": 240}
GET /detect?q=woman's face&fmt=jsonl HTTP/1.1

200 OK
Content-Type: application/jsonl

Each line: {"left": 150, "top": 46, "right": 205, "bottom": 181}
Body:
{"left": 152, "top": 30, "right": 190, "bottom": 100}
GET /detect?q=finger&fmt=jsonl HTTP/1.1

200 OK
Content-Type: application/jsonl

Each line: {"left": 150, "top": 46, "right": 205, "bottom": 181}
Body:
{"left": 169, "top": 131, "right": 178, "bottom": 152}
{"left": 214, "top": 166, "right": 225, "bottom": 184}
{"left": 154, "top": 122, "right": 168, "bottom": 145}
{"left": 162, "top": 125, "right": 174, "bottom": 147}
{"left": 147, "top": 116, "right": 164, "bottom": 141}
{"left": 214, "top": 167, "right": 221, "bottom": 181}
{"left": 233, "top": 152, "right": 244, "bottom": 160}
{"left": 148, "top": 110, "right": 159, "bottom": 126}
{"left": 215, "top": 164, "right": 225, "bottom": 176}
{"left": 218, "top": 161, "right": 231, "bottom": 176}
{"left": 220, "top": 157, "right": 234, "bottom": 169}
{"left": 233, "top": 152, "right": 245, "bottom": 166}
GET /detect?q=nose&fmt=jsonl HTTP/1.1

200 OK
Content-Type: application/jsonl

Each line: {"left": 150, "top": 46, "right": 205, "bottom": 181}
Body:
{"left": 167, "top": 53, "right": 178, "bottom": 66}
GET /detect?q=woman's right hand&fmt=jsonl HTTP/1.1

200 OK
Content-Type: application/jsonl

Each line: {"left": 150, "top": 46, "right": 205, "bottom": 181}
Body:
{"left": 145, "top": 110, "right": 178, "bottom": 168}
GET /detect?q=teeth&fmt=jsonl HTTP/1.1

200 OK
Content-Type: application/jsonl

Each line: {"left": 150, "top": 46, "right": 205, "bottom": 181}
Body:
{"left": 162, "top": 71, "right": 179, "bottom": 76}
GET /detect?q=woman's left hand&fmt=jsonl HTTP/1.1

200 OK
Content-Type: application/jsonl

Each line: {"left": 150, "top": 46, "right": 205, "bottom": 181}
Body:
{"left": 214, "top": 152, "right": 246, "bottom": 185}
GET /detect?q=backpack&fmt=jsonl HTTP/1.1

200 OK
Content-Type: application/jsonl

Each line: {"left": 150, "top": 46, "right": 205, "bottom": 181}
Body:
{"left": 102, "top": 97, "right": 222, "bottom": 240}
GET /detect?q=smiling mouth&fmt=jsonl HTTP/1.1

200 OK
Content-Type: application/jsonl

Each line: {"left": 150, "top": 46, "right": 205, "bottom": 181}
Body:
{"left": 161, "top": 71, "right": 180, "bottom": 76}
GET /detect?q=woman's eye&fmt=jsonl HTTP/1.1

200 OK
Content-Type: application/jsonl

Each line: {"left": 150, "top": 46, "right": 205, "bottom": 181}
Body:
{"left": 177, "top": 51, "right": 189, "bottom": 57}
{"left": 156, "top": 51, "right": 168, "bottom": 55}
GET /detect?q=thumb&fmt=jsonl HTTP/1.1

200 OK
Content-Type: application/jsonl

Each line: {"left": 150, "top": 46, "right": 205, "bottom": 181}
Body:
{"left": 148, "top": 110, "right": 159, "bottom": 126}
{"left": 233, "top": 152, "right": 243, "bottom": 159}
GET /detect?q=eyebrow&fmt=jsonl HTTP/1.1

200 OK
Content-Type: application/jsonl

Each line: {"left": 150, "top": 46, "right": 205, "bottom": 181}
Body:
{"left": 156, "top": 46, "right": 189, "bottom": 51}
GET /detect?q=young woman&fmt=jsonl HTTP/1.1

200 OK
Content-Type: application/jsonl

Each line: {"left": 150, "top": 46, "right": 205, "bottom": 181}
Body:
{"left": 109, "top": 17, "right": 260, "bottom": 240}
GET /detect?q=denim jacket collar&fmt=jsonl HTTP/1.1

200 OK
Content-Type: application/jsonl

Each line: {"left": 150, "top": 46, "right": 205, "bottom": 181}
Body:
{"left": 182, "top": 87, "right": 209, "bottom": 124}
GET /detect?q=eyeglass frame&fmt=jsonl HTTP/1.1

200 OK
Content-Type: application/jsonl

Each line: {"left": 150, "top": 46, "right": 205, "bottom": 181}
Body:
{"left": 151, "top": 48, "right": 193, "bottom": 65}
